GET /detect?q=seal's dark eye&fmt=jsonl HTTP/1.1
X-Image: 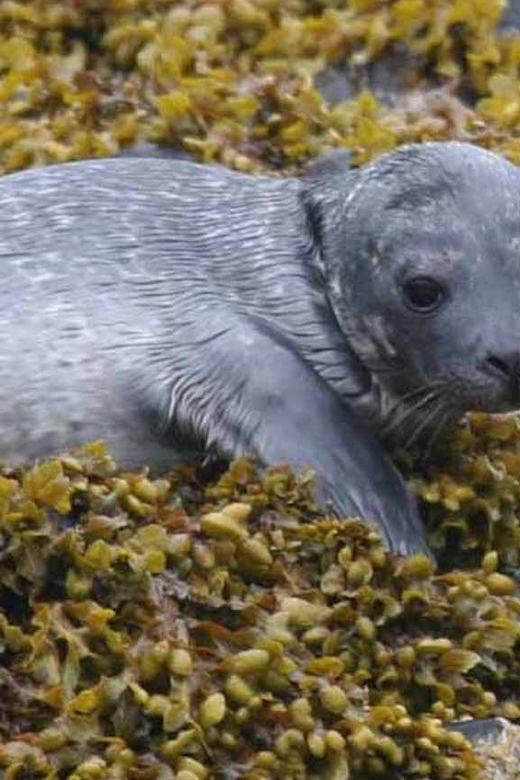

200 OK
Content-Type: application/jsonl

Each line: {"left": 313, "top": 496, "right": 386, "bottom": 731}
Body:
{"left": 402, "top": 277, "right": 445, "bottom": 313}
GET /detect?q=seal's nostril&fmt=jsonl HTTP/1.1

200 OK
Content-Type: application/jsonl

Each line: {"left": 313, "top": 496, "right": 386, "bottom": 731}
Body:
{"left": 487, "top": 352, "right": 520, "bottom": 406}
{"left": 487, "top": 354, "right": 512, "bottom": 378}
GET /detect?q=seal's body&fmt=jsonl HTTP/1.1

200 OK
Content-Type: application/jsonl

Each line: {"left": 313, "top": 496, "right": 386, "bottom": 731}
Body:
{"left": 2, "top": 142, "right": 520, "bottom": 555}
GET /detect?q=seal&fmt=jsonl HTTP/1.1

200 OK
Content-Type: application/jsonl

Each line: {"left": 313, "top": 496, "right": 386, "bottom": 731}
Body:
{"left": 1, "top": 141, "right": 520, "bottom": 556}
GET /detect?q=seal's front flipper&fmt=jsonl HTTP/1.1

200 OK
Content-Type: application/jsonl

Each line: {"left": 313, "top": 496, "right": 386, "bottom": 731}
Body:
{"left": 139, "top": 315, "right": 430, "bottom": 558}
{"left": 242, "top": 325, "right": 431, "bottom": 558}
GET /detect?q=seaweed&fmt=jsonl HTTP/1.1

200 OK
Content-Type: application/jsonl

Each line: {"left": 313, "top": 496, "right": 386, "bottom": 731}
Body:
{"left": 1, "top": 0, "right": 520, "bottom": 171}
{"left": 0, "top": 443, "right": 512, "bottom": 779}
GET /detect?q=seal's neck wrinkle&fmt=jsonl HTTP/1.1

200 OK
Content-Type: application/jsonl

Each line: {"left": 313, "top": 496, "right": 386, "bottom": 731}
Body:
{"left": 302, "top": 166, "right": 357, "bottom": 303}
{"left": 303, "top": 168, "right": 387, "bottom": 369}
{"left": 301, "top": 167, "right": 404, "bottom": 437}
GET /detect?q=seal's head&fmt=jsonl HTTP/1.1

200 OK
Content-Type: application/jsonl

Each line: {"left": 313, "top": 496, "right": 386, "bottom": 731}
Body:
{"left": 317, "top": 141, "right": 520, "bottom": 443}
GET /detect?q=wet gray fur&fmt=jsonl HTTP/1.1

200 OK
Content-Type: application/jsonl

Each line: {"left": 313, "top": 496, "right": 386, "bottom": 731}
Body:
{"left": 2, "top": 141, "right": 520, "bottom": 555}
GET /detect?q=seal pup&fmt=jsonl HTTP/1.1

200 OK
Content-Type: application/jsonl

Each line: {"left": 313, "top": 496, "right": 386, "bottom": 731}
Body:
{"left": 1, "top": 141, "right": 520, "bottom": 556}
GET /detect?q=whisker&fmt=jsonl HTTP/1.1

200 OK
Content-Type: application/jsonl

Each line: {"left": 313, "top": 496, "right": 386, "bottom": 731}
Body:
{"left": 420, "top": 406, "right": 453, "bottom": 464}
{"left": 391, "top": 381, "right": 443, "bottom": 409}
{"left": 403, "top": 392, "right": 447, "bottom": 450}
{"left": 382, "top": 382, "right": 444, "bottom": 441}
{"left": 364, "top": 361, "right": 410, "bottom": 376}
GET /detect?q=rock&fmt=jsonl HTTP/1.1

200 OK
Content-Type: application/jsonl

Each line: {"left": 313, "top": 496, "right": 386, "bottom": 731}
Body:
{"left": 116, "top": 141, "right": 194, "bottom": 161}
{"left": 499, "top": 0, "right": 520, "bottom": 32}
{"left": 314, "top": 46, "right": 420, "bottom": 107}
{"left": 448, "top": 719, "right": 520, "bottom": 779}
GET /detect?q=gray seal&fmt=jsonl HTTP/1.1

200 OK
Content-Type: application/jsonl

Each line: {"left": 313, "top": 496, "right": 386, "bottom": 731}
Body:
{"left": 1, "top": 141, "right": 520, "bottom": 556}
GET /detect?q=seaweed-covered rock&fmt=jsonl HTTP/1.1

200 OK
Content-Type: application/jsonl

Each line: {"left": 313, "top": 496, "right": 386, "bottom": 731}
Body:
{"left": 3, "top": 443, "right": 520, "bottom": 779}
{"left": 2, "top": 0, "right": 520, "bottom": 170}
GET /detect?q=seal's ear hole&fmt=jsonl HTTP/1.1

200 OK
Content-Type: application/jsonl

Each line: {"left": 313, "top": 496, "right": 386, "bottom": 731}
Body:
{"left": 402, "top": 277, "right": 445, "bottom": 313}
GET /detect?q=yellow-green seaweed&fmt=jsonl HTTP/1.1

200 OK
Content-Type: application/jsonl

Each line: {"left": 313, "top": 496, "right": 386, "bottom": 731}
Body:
{"left": 0, "top": 443, "right": 510, "bottom": 780}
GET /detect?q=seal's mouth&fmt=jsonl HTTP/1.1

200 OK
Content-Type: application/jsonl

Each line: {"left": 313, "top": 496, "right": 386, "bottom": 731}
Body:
{"left": 360, "top": 345, "right": 520, "bottom": 453}
{"left": 378, "top": 369, "right": 520, "bottom": 453}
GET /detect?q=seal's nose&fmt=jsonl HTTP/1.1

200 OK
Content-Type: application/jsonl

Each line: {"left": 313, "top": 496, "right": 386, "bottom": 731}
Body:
{"left": 487, "top": 351, "right": 520, "bottom": 402}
